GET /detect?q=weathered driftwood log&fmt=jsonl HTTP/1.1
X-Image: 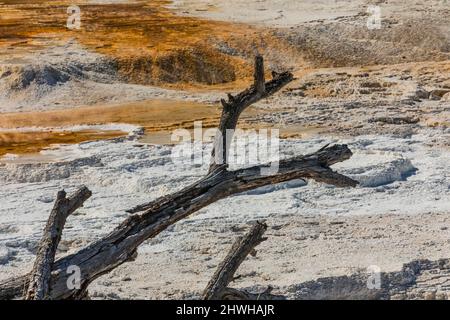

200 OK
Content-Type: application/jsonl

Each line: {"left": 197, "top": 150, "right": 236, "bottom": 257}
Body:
{"left": 203, "top": 221, "right": 284, "bottom": 300}
{"left": 0, "top": 56, "right": 357, "bottom": 300}
{"left": 25, "top": 187, "right": 92, "bottom": 300}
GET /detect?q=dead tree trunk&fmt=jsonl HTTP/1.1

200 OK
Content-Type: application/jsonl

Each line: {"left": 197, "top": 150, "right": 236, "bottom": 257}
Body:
{"left": 0, "top": 56, "right": 358, "bottom": 300}
{"left": 209, "top": 54, "right": 293, "bottom": 172}
{"left": 203, "top": 221, "right": 269, "bottom": 300}
{"left": 203, "top": 221, "right": 285, "bottom": 300}
{"left": 25, "top": 187, "right": 92, "bottom": 300}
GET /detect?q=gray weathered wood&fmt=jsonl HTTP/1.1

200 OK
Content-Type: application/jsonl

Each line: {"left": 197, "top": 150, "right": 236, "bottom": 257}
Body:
{"left": 209, "top": 55, "right": 294, "bottom": 172}
{"left": 25, "top": 187, "right": 92, "bottom": 300}
{"left": 0, "top": 56, "right": 357, "bottom": 300}
{"left": 0, "top": 143, "right": 356, "bottom": 300}
{"left": 254, "top": 55, "right": 265, "bottom": 94}
{"left": 203, "top": 221, "right": 268, "bottom": 300}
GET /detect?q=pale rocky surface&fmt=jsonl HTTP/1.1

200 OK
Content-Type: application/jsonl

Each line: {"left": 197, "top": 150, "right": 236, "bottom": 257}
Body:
{"left": 0, "top": 129, "right": 449, "bottom": 299}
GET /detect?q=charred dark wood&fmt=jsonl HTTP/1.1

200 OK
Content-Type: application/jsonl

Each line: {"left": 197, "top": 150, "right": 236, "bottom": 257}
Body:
{"left": 25, "top": 187, "right": 92, "bottom": 300}
{"left": 209, "top": 55, "right": 294, "bottom": 172}
{"left": 203, "top": 221, "right": 268, "bottom": 300}
{"left": 254, "top": 55, "right": 265, "bottom": 94}
{"left": 203, "top": 221, "right": 286, "bottom": 300}
{"left": 0, "top": 144, "right": 356, "bottom": 300}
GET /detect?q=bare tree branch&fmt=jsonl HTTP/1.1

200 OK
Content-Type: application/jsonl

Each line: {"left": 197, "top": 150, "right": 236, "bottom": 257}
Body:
{"left": 25, "top": 187, "right": 92, "bottom": 300}
{"left": 254, "top": 55, "right": 265, "bottom": 94}
{"left": 203, "top": 221, "right": 268, "bottom": 300}
{"left": 209, "top": 55, "right": 294, "bottom": 172}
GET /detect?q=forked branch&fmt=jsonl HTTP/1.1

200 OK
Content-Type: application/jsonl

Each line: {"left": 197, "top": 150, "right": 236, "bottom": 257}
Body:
{"left": 210, "top": 55, "right": 294, "bottom": 172}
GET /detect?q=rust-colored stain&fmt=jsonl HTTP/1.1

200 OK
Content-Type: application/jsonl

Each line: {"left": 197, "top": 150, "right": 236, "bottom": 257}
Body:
{"left": 0, "top": 130, "right": 125, "bottom": 157}
{"left": 0, "top": 1, "right": 303, "bottom": 156}
{"left": 0, "top": 99, "right": 269, "bottom": 156}
{"left": 0, "top": 99, "right": 217, "bottom": 156}
{"left": 0, "top": 99, "right": 221, "bottom": 130}
{"left": 0, "top": 0, "right": 301, "bottom": 88}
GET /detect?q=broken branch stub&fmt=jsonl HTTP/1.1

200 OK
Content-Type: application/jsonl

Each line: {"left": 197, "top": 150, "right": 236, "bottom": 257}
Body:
{"left": 25, "top": 186, "right": 92, "bottom": 300}
{"left": 203, "top": 221, "right": 268, "bottom": 300}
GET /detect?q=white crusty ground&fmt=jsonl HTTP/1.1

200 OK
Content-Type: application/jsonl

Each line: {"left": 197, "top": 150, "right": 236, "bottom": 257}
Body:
{"left": 0, "top": 125, "right": 449, "bottom": 298}
{"left": 169, "top": 0, "right": 449, "bottom": 28}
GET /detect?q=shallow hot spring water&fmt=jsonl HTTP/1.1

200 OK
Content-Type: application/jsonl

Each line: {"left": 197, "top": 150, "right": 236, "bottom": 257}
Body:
{"left": 0, "top": 99, "right": 320, "bottom": 163}
{"left": 0, "top": 99, "right": 221, "bottom": 161}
